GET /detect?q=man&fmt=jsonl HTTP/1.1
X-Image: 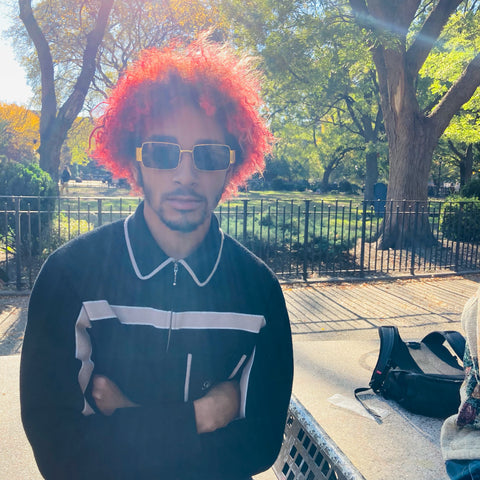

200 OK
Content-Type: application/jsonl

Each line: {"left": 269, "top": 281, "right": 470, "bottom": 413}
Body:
{"left": 20, "top": 36, "right": 293, "bottom": 480}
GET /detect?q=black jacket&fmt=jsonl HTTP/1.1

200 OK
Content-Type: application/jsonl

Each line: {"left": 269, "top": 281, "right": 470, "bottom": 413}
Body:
{"left": 20, "top": 203, "right": 293, "bottom": 480}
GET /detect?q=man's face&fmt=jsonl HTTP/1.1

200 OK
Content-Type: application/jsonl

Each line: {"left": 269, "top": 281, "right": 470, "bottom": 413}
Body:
{"left": 138, "top": 103, "right": 231, "bottom": 234}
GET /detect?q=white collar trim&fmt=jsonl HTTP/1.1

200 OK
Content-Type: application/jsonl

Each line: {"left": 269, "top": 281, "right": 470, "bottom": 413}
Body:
{"left": 123, "top": 214, "right": 224, "bottom": 287}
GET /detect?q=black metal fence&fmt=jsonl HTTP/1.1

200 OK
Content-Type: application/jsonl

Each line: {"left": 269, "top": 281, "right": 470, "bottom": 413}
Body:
{"left": 1, "top": 195, "right": 479, "bottom": 289}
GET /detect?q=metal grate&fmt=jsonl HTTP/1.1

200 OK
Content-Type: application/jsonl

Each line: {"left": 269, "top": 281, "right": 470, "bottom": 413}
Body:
{"left": 273, "top": 396, "right": 365, "bottom": 480}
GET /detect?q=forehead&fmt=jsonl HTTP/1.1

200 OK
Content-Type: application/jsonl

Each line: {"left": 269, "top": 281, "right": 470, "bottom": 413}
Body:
{"left": 142, "top": 103, "right": 226, "bottom": 146}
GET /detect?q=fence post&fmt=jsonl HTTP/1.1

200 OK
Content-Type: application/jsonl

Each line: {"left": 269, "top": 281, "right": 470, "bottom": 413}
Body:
{"left": 15, "top": 197, "right": 22, "bottom": 290}
{"left": 359, "top": 201, "right": 367, "bottom": 277}
{"left": 410, "top": 202, "right": 419, "bottom": 276}
{"left": 454, "top": 202, "right": 462, "bottom": 271}
{"left": 97, "top": 198, "right": 103, "bottom": 227}
{"left": 303, "top": 200, "right": 310, "bottom": 281}
{"left": 243, "top": 199, "right": 248, "bottom": 244}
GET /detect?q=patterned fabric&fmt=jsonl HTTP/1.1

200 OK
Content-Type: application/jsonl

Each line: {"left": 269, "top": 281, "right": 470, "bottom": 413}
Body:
{"left": 457, "top": 342, "right": 480, "bottom": 428}
{"left": 441, "top": 287, "right": 480, "bottom": 462}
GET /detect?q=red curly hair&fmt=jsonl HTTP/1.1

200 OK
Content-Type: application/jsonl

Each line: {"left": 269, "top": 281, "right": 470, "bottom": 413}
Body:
{"left": 92, "top": 35, "right": 272, "bottom": 198}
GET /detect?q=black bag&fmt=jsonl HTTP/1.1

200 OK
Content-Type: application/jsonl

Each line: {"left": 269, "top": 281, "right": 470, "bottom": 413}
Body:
{"left": 355, "top": 326, "right": 466, "bottom": 420}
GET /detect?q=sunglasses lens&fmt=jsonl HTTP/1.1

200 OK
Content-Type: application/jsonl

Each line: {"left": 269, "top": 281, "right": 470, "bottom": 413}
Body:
{"left": 193, "top": 145, "right": 231, "bottom": 171}
{"left": 142, "top": 143, "right": 180, "bottom": 169}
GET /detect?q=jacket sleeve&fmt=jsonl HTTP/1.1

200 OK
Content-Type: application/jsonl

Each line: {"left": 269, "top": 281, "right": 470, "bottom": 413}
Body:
{"left": 20, "top": 255, "right": 203, "bottom": 480}
{"left": 195, "top": 278, "right": 294, "bottom": 479}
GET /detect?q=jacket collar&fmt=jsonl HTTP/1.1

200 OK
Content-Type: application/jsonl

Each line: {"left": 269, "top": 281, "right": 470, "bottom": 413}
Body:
{"left": 123, "top": 202, "right": 224, "bottom": 286}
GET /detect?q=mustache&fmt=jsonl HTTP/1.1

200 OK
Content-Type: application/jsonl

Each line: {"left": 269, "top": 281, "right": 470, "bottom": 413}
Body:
{"left": 162, "top": 188, "right": 205, "bottom": 201}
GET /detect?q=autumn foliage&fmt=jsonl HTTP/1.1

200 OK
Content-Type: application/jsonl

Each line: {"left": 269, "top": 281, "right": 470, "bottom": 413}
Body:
{"left": 0, "top": 102, "right": 40, "bottom": 164}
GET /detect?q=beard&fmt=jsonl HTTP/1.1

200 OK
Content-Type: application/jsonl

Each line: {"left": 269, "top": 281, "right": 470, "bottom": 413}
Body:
{"left": 143, "top": 185, "right": 221, "bottom": 233}
{"left": 157, "top": 204, "right": 209, "bottom": 233}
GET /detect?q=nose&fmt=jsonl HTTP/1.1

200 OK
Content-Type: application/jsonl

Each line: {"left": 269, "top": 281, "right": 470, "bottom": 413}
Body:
{"left": 172, "top": 151, "right": 198, "bottom": 185}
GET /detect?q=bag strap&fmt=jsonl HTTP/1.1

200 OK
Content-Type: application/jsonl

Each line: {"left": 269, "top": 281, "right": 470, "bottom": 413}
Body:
{"left": 422, "top": 330, "right": 465, "bottom": 359}
{"left": 353, "top": 387, "right": 383, "bottom": 424}
{"left": 354, "top": 326, "right": 398, "bottom": 423}
{"left": 421, "top": 330, "right": 465, "bottom": 366}
{"left": 368, "top": 326, "right": 397, "bottom": 391}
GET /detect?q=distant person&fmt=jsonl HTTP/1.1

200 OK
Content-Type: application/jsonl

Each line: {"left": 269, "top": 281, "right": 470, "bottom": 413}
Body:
{"left": 441, "top": 286, "right": 480, "bottom": 480}
{"left": 20, "top": 35, "right": 293, "bottom": 480}
{"left": 60, "top": 166, "right": 71, "bottom": 194}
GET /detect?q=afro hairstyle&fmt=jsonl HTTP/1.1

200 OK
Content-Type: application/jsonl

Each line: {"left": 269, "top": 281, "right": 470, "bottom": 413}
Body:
{"left": 91, "top": 35, "right": 273, "bottom": 198}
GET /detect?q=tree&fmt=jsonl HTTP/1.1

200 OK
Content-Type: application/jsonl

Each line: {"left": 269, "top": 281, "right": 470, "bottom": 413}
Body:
{"left": 267, "top": 122, "right": 323, "bottom": 187}
{"left": 0, "top": 102, "right": 40, "bottom": 164}
{"left": 349, "top": 0, "right": 480, "bottom": 247}
{"left": 12, "top": 1, "right": 226, "bottom": 111}
{"left": 447, "top": 141, "right": 479, "bottom": 185}
{"left": 226, "top": 0, "right": 387, "bottom": 201}
{"left": 91, "top": 0, "right": 225, "bottom": 104}
{"left": 419, "top": 6, "right": 480, "bottom": 188}
{"left": 18, "top": 0, "right": 114, "bottom": 183}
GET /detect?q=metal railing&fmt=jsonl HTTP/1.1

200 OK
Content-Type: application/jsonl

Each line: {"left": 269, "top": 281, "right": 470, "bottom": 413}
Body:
{"left": 273, "top": 395, "right": 365, "bottom": 480}
{"left": 0, "top": 195, "right": 479, "bottom": 289}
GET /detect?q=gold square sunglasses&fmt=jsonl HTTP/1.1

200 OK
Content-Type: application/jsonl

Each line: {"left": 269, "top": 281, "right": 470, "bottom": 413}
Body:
{"left": 136, "top": 141, "right": 236, "bottom": 171}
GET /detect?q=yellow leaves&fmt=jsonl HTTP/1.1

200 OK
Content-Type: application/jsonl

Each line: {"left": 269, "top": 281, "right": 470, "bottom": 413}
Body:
{"left": 0, "top": 102, "right": 40, "bottom": 163}
{"left": 65, "top": 117, "right": 94, "bottom": 166}
{"left": 161, "top": 0, "right": 226, "bottom": 33}
{"left": 0, "top": 103, "right": 39, "bottom": 141}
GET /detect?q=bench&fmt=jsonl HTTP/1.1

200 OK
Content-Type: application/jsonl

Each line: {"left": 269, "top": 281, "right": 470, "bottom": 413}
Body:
{"left": 273, "top": 395, "right": 365, "bottom": 480}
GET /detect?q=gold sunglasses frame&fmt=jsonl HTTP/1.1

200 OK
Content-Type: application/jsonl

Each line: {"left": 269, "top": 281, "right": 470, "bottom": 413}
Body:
{"left": 135, "top": 141, "right": 235, "bottom": 171}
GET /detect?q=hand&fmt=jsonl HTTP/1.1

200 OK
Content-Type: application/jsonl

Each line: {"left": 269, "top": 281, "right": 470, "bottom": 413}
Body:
{"left": 92, "top": 375, "right": 139, "bottom": 416}
{"left": 193, "top": 380, "right": 240, "bottom": 434}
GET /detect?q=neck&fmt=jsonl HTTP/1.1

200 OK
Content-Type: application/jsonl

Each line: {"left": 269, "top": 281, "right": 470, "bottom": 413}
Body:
{"left": 143, "top": 204, "right": 211, "bottom": 259}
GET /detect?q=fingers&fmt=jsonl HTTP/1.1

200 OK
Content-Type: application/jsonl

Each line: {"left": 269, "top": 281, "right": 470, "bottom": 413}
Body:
{"left": 92, "top": 375, "right": 138, "bottom": 416}
{"left": 194, "top": 381, "right": 240, "bottom": 433}
{"left": 92, "top": 375, "right": 116, "bottom": 416}
{"left": 92, "top": 375, "right": 108, "bottom": 399}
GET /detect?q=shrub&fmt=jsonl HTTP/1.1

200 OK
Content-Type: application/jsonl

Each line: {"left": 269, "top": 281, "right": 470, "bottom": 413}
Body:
{"left": 0, "top": 157, "right": 56, "bottom": 196}
{"left": 0, "top": 158, "right": 57, "bottom": 255}
{"left": 441, "top": 198, "right": 480, "bottom": 242}
{"left": 460, "top": 178, "right": 480, "bottom": 199}
{"left": 338, "top": 179, "right": 360, "bottom": 194}
{"left": 42, "top": 213, "right": 93, "bottom": 254}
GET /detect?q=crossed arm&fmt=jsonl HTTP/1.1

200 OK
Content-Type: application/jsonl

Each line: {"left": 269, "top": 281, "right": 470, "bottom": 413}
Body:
{"left": 92, "top": 374, "right": 240, "bottom": 433}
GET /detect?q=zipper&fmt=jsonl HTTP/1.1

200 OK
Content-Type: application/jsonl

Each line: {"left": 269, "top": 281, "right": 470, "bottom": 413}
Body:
{"left": 173, "top": 261, "right": 179, "bottom": 286}
{"left": 167, "top": 261, "right": 178, "bottom": 351}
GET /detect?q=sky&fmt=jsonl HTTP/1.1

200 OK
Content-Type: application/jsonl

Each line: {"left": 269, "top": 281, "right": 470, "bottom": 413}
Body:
{"left": 0, "top": 3, "right": 33, "bottom": 106}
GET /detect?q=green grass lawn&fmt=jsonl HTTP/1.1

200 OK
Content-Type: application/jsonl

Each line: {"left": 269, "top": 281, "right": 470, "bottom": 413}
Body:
{"left": 63, "top": 182, "right": 362, "bottom": 205}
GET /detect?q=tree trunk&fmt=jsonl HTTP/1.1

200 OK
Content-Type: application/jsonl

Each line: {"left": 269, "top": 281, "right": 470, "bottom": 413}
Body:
{"left": 19, "top": 0, "right": 114, "bottom": 183}
{"left": 37, "top": 118, "right": 70, "bottom": 183}
{"left": 321, "top": 165, "right": 333, "bottom": 192}
{"left": 376, "top": 110, "right": 438, "bottom": 248}
{"left": 459, "top": 144, "right": 474, "bottom": 186}
{"left": 363, "top": 150, "right": 379, "bottom": 202}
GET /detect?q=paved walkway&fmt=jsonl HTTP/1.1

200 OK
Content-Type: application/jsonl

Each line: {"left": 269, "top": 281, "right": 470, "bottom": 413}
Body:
{"left": 1, "top": 274, "right": 479, "bottom": 479}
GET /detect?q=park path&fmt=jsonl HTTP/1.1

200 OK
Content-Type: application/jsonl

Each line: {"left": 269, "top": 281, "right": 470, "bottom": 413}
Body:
{"left": 2, "top": 274, "right": 476, "bottom": 354}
